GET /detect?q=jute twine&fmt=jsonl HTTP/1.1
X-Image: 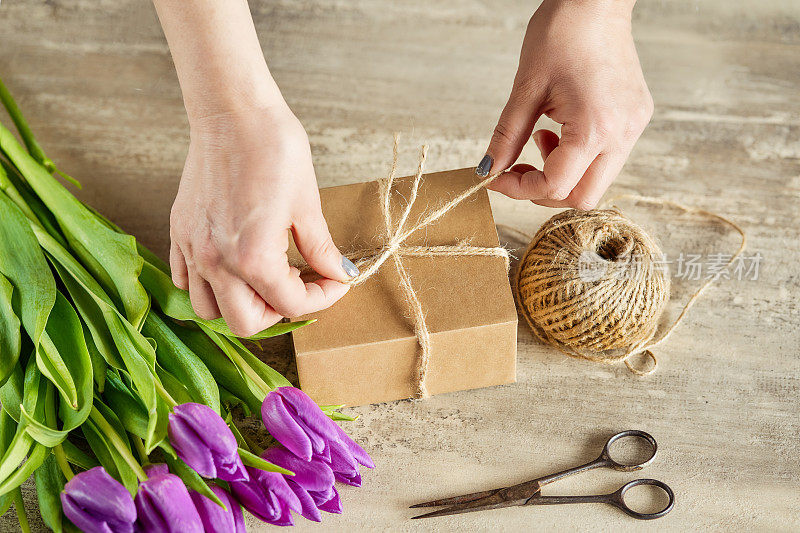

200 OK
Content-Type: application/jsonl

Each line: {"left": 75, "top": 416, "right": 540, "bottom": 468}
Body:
{"left": 340, "top": 136, "right": 509, "bottom": 398}
{"left": 514, "top": 196, "right": 746, "bottom": 375}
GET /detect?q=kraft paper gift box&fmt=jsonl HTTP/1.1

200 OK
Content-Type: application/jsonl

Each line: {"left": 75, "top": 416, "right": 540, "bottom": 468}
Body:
{"left": 289, "top": 167, "right": 517, "bottom": 406}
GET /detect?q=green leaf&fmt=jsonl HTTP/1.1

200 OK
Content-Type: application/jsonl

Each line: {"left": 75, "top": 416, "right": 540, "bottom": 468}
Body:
{"left": 164, "top": 455, "right": 226, "bottom": 510}
{"left": 1, "top": 160, "right": 69, "bottom": 249}
{"left": 320, "top": 404, "right": 357, "bottom": 422}
{"left": 83, "top": 326, "right": 107, "bottom": 393}
{"left": 0, "top": 357, "right": 45, "bottom": 488}
{"left": 101, "top": 370, "right": 150, "bottom": 440}
{"left": 140, "top": 259, "right": 312, "bottom": 340}
{"left": 20, "top": 292, "right": 93, "bottom": 447}
{"left": 0, "top": 272, "right": 20, "bottom": 387}
{"left": 0, "top": 411, "right": 17, "bottom": 515}
{"left": 171, "top": 323, "right": 262, "bottom": 414}
{"left": 35, "top": 232, "right": 163, "bottom": 451}
{"left": 0, "top": 190, "right": 55, "bottom": 376}
{"left": 143, "top": 312, "right": 220, "bottom": 413}
{"left": 81, "top": 418, "right": 138, "bottom": 496}
{"left": 61, "top": 440, "right": 100, "bottom": 471}
{"left": 0, "top": 359, "right": 50, "bottom": 496}
{"left": 223, "top": 333, "right": 293, "bottom": 390}
{"left": 0, "top": 122, "right": 148, "bottom": 328}
{"left": 155, "top": 364, "right": 193, "bottom": 406}
{"left": 238, "top": 448, "right": 294, "bottom": 476}
{"left": 0, "top": 359, "right": 24, "bottom": 423}
{"left": 34, "top": 453, "right": 66, "bottom": 533}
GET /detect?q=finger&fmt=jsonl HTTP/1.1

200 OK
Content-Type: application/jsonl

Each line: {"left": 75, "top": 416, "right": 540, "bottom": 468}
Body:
{"left": 208, "top": 271, "right": 283, "bottom": 337}
{"left": 187, "top": 271, "right": 221, "bottom": 320}
{"left": 240, "top": 253, "right": 350, "bottom": 318}
{"left": 538, "top": 124, "right": 602, "bottom": 201}
{"left": 487, "top": 166, "right": 551, "bottom": 201}
{"left": 292, "top": 206, "right": 357, "bottom": 282}
{"left": 170, "top": 241, "right": 189, "bottom": 290}
{"left": 532, "top": 129, "right": 560, "bottom": 160}
{"left": 565, "top": 151, "right": 628, "bottom": 211}
{"left": 477, "top": 81, "right": 547, "bottom": 177}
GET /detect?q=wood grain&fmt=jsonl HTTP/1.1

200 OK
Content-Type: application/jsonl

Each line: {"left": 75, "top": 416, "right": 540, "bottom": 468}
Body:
{"left": 1, "top": 1, "right": 798, "bottom": 531}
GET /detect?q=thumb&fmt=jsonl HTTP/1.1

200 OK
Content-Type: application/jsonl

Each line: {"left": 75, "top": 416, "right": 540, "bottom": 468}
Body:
{"left": 292, "top": 208, "right": 359, "bottom": 283}
{"left": 477, "top": 81, "right": 545, "bottom": 177}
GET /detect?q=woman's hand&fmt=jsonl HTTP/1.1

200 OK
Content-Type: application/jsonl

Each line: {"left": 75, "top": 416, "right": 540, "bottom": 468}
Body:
{"left": 169, "top": 106, "right": 357, "bottom": 336}
{"left": 478, "top": 0, "right": 653, "bottom": 210}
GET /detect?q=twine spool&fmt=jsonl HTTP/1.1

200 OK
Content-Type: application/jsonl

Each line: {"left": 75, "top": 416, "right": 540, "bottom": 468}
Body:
{"left": 515, "top": 208, "right": 671, "bottom": 374}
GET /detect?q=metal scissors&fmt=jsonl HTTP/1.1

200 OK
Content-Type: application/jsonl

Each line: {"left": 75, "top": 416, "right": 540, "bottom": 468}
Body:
{"left": 410, "top": 430, "right": 674, "bottom": 520}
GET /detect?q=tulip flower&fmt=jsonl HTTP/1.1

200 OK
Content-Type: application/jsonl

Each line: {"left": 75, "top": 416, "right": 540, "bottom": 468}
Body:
{"left": 190, "top": 484, "right": 246, "bottom": 533}
{"left": 60, "top": 467, "right": 136, "bottom": 533}
{"left": 168, "top": 402, "right": 248, "bottom": 481}
{"left": 327, "top": 439, "right": 362, "bottom": 487}
{"left": 229, "top": 467, "right": 302, "bottom": 526}
{"left": 262, "top": 446, "right": 336, "bottom": 521}
{"left": 261, "top": 387, "right": 374, "bottom": 469}
{"left": 310, "top": 485, "right": 342, "bottom": 514}
{"left": 135, "top": 470, "right": 204, "bottom": 533}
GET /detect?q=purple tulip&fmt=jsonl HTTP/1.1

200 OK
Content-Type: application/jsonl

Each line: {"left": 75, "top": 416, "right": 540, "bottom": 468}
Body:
{"left": 262, "top": 446, "right": 338, "bottom": 521}
{"left": 262, "top": 447, "right": 334, "bottom": 492}
{"left": 311, "top": 485, "right": 343, "bottom": 514}
{"left": 60, "top": 467, "right": 136, "bottom": 533}
{"left": 168, "top": 402, "right": 248, "bottom": 481}
{"left": 261, "top": 387, "right": 374, "bottom": 470}
{"left": 135, "top": 471, "right": 203, "bottom": 533}
{"left": 229, "top": 467, "right": 302, "bottom": 526}
{"left": 327, "top": 439, "right": 362, "bottom": 487}
{"left": 190, "top": 484, "right": 246, "bottom": 533}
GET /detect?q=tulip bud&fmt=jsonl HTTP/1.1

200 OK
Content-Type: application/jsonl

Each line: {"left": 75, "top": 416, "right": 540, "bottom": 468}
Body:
{"left": 60, "top": 467, "right": 136, "bottom": 533}
{"left": 229, "top": 467, "right": 302, "bottom": 526}
{"left": 190, "top": 484, "right": 246, "bottom": 533}
{"left": 168, "top": 403, "right": 248, "bottom": 481}
{"left": 261, "top": 387, "right": 373, "bottom": 470}
{"left": 135, "top": 472, "right": 203, "bottom": 533}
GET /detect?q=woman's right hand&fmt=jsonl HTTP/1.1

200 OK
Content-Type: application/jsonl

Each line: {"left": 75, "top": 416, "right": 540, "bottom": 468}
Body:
{"left": 168, "top": 105, "right": 358, "bottom": 337}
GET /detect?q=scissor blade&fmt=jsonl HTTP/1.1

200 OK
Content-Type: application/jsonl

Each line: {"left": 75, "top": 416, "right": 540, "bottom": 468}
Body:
{"left": 411, "top": 493, "right": 525, "bottom": 519}
{"left": 410, "top": 488, "right": 501, "bottom": 508}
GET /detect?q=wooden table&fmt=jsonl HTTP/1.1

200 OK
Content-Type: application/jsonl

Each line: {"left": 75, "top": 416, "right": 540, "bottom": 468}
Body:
{"left": 1, "top": 1, "right": 798, "bottom": 530}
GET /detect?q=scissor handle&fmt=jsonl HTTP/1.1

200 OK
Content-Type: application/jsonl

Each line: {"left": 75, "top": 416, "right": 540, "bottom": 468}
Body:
{"left": 599, "top": 430, "right": 658, "bottom": 471}
{"left": 610, "top": 479, "right": 675, "bottom": 519}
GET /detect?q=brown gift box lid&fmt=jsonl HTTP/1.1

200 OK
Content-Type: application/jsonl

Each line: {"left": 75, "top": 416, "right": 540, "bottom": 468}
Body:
{"left": 289, "top": 167, "right": 517, "bottom": 406}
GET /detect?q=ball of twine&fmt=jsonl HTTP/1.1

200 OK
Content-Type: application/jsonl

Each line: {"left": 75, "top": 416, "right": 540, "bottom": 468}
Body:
{"left": 515, "top": 208, "right": 671, "bottom": 375}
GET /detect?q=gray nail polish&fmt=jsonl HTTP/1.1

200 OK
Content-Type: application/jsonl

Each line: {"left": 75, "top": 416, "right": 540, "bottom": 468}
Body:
{"left": 476, "top": 154, "right": 493, "bottom": 177}
{"left": 342, "top": 256, "right": 360, "bottom": 278}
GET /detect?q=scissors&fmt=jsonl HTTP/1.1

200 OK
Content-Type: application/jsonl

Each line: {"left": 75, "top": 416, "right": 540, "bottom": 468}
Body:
{"left": 410, "top": 430, "right": 674, "bottom": 520}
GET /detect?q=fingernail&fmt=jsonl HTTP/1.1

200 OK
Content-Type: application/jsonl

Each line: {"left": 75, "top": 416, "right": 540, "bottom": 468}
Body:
{"left": 342, "top": 256, "right": 360, "bottom": 278}
{"left": 476, "top": 154, "right": 493, "bottom": 177}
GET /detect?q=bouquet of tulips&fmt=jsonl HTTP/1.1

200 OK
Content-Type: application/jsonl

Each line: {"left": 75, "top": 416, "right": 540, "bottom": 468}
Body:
{"left": 0, "top": 78, "right": 373, "bottom": 532}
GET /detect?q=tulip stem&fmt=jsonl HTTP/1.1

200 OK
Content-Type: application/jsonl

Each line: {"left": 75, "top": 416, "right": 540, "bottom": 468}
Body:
{"left": 54, "top": 444, "right": 74, "bottom": 480}
{"left": 133, "top": 436, "right": 149, "bottom": 465}
{"left": 11, "top": 488, "right": 30, "bottom": 533}
{"left": 227, "top": 348, "right": 270, "bottom": 397}
{"left": 155, "top": 380, "right": 178, "bottom": 408}
{"left": 89, "top": 407, "right": 148, "bottom": 482}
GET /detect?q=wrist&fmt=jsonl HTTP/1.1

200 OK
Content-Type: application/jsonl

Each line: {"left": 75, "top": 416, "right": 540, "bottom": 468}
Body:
{"left": 183, "top": 74, "right": 289, "bottom": 127}
{"left": 548, "top": 0, "right": 635, "bottom": 20}
{"left": 188, "top": 102, "right": 303, "bottom": 143}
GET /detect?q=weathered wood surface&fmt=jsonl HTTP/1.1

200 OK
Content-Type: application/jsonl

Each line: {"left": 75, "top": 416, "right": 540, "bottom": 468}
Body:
{"left": 1, "top": 1, "right": 799, "bottom": 531}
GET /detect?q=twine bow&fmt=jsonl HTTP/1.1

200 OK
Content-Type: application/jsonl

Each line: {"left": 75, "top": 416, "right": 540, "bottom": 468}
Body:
{"left": 343, "top": 137, "right": 509, "bottom": 398}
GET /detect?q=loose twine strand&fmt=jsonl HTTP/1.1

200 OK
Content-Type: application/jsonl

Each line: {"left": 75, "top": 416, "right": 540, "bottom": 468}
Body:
{"left": 342, "top": 135, "right": 509, "bottom": 398}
